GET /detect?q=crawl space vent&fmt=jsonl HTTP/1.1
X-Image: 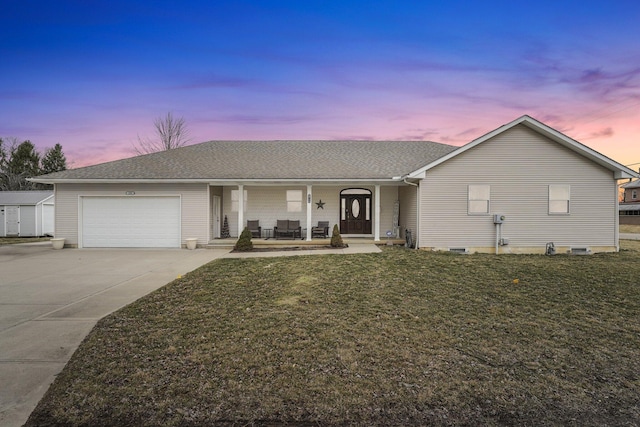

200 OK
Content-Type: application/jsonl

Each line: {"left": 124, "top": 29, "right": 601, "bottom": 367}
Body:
{"left": 449, "top": 248, "right": 469, "bottom": 254}
{"left": 570, "top": 247, "right": 591, "bottom": 255}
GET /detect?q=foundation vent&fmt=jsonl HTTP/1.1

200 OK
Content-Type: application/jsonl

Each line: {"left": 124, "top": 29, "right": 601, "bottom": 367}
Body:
{"left": 449, "top": 248, "right": 469, "bottom": 254}
{"left": 569, "top": 247, "right": 591, "bottom": 255}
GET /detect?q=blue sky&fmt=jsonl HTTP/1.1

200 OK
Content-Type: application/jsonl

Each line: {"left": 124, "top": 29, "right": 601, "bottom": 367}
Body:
{"left": 1, "top": 0, "right": 639, "bottom": 168}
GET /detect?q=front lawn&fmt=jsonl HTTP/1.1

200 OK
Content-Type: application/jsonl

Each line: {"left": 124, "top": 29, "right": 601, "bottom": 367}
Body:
{"left": 27, "top": 242, "right": 640, "bottom": 426}
{"left": 0, "top": 236, "right": 50, "bottom": 245}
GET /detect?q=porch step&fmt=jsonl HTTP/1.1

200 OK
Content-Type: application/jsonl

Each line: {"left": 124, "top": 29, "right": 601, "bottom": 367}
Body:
{"left": 206, "top": 237, "right": 406, "bottom": 249}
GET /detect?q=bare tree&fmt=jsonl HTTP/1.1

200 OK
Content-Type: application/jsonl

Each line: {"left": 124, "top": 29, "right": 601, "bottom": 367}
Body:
{"left": 134, "top": 112, "right": 191, "bottom": 154}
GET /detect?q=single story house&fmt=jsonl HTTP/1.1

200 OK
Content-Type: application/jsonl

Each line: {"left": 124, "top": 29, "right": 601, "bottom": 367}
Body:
{"left": 619, "top": 179, "right": 640, "bottom": 225}
{"left": 0, "top": 191, "right": 55, "bottom": 237}
{"left": 31, "top": 115, "right": 638, "bottom": 253}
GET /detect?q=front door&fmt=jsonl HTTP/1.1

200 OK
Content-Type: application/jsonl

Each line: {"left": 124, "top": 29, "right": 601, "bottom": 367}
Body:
{"left": 340, "top": 190, "right": 372, "bottom": 234}
{"left": 212, "top": 195, "right": 221, "bottom": 239}
{"left": 6, "top": 206, "right": 19, "bottom": 236}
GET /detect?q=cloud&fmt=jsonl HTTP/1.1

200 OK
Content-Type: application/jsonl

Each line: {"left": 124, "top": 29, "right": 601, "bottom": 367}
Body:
{"left": 393, "top": 128, "right": 440, "bottom": 141}
{"left": 170, "top": 74, "right": 256, "bottom": 90}
{"left": 585, "top": 127, "right": 615, "bottom": 139}
{"left": 199, "top": 114, "right": 316, "bottom": 126}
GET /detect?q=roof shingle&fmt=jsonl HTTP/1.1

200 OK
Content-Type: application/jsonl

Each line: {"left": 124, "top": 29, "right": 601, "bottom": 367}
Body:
{"left": 34, "top": 140, "right": 458, "bottom": 181}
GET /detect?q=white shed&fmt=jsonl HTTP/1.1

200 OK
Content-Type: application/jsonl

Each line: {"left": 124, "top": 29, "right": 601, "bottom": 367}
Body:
{"left": 0, "top": 191, "right": 55, "bottom": 237}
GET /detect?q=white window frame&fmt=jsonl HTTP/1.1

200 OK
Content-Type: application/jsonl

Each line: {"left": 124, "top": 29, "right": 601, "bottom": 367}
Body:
{"left": 286, "top": 190, "right": 302, "bottom": 213}
{"left": 468, "top": 184, "right": 490, "bottom": 215}
{"left": 231, "top": 189, "right": 247, "bottom": 212}
{"left": 549, "top": 185, "right": 570, "bottom": 215}
{"left": 632, "top": 190, "right": 638, "bottom": 200}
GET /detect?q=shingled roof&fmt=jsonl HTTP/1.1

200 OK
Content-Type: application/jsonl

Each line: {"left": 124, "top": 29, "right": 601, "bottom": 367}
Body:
{"left": 0, "top": 191, "right": 53, "bottom": 205}
{"left": 32, "top": 140, "right": 458, "bottom": 182}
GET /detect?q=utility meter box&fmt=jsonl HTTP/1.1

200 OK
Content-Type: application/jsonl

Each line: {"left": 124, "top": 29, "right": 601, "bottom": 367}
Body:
{"left": 493, "top": 214, "right": 505, "bottom": 224}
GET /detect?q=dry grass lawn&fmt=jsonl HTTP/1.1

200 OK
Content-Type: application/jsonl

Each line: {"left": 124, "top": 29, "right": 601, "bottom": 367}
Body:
{"left": 0, "top": 237, "right": 50, "bottom": 245}
{"left": 620, "top": 224, "right": 640, "bottom": 234}
{"left": 26, "top": 241, "right": 640, "bottom": 426}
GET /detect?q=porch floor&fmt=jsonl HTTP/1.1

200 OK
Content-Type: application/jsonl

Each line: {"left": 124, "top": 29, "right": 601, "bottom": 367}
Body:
{"left": 206, "top": 237, "right": 405, "bottom": 249}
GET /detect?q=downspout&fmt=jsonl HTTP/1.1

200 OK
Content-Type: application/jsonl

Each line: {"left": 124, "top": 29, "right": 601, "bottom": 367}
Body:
{"left": 403, "top": 178, "right": 419, "bottom": 249}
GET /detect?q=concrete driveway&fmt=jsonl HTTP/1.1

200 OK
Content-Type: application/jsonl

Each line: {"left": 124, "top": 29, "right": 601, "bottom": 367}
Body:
{"left": 0, "top": 243, "right": 229, "bottom": 427}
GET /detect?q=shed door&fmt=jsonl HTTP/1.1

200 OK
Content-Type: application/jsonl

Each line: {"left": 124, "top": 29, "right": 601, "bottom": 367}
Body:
{"left": 82, "top": 197, "right": 180, "bottom": 248}
{"left": 6, "top": 206, "right": 20, "bottom": 236}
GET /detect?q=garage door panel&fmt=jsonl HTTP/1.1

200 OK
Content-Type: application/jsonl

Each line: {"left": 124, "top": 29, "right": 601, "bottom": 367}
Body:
{"left": 82, "top": 197, "right": 180, "bottom": 248}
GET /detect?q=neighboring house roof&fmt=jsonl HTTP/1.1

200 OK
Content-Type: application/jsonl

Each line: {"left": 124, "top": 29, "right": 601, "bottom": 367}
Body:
{"left": 619, "top": 203, "right": 640, "bottom": 211}
{"left": 622, "top": 179, "right": 640, "bottom": 189}
{"left": 31, "top": 140, "right": 458, "bottom": 183}
{"left": 0, "top": 191, "right": 54, "bottom": 205}
{"left": 408, "top": 115, "right": 638, "bottom": 180}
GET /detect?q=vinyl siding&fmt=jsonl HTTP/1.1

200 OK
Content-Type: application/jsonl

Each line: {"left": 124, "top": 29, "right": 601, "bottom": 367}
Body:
{"left": 54, "top": 183, "right": 209, "bottom": 247}
{"left": 399, "top": 185, "right": 418, "bottom": 239}
{"left": 419, "top": 124, "right": 618, "bottom": 253}
{"left": 379, "top": 186, "right": 398, "bottom": 238}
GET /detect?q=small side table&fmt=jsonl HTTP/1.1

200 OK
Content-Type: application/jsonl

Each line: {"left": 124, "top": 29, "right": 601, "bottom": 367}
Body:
{"left": 263, "top": 228, "right": 273, "bottom": 240}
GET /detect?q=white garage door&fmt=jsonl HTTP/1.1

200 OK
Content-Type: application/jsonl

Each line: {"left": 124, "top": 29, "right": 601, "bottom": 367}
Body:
{"left": 82, "top": 197, "right": 181, "bottom": 248}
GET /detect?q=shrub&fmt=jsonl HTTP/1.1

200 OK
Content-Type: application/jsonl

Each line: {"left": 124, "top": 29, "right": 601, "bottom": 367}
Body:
{"left": 330, "top": 224, "right": 345, "bottom": 248}
{"left": 234, "top": 227, "right": 253, "bottom": 251}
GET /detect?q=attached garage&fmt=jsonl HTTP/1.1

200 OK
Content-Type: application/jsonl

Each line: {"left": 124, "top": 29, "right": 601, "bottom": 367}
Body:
{"left": 81, "top": 196, "right": 181, "bottom": 248}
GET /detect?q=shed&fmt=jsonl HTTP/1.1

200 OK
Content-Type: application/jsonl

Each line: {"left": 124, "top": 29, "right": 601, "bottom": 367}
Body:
{"left": 0, "top": 191, "right": 55, "bottom": 237}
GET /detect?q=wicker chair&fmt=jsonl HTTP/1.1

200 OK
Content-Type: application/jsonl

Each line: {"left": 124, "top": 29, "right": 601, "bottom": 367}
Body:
{"left": 246, "top": 220, "right": 261, "bottom": 238}
{"left": 274, "top": 219, "right": 302, "bottom": 239}
{"left": 311, "top": 221, "right": 329, "bottom": 238}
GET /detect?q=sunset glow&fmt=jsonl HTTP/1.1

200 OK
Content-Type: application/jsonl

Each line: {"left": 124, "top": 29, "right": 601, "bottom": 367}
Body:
{"left": 1, "top": 1, "right": 639, "bottom": 170}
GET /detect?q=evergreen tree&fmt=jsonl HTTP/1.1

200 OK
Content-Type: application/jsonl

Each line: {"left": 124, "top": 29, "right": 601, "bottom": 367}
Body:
{"left": 41, "top": 143, "right": 67, "bottom": 174}
{"left": 7, "top": 140, "right": 40, "bottom": 177}
{"left": 1, "top": 140, "right": 41, "bottom": 190}
{"left": 221, "top": 215, "right": 231, "bottom": 238}
{"left": 234, "top": 227, "right": 253, "bottom": 251}
{"left": 330, "top": 224, "right": 345, "bottom": 248}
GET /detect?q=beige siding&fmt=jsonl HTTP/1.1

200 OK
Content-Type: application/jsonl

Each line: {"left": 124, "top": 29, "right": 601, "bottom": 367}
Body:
{"left": 222, "top": 185, "right": 398, "bottom": 238}
{"left": 54, "top": 183, "right": 209, "bottom": 247}
{"left": 379, "top": 186, "right": 398, "bottom": 237}
{"left": 419, "top": 124, "right": 618, "bottom": 253}
{"left": 399, "top": 185, "right": 418, "bottom": 239}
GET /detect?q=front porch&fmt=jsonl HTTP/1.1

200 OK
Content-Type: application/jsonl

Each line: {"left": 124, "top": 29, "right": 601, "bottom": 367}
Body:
{"left": 209, "top": 183, "right": 418, "bottom": 245}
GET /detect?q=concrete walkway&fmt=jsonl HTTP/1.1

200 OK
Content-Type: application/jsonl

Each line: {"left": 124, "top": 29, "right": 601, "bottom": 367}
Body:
{"left": 0, "top": 241, "right": 382, "bottom": 426}
{"left": 222, "top": 243, "right": 382, "bottom": 258}
{"left": 620, "top": 233, "right": 640, "bottom": 241}
{"left": 0, "top": 244, "right": 229, "bottom": 427}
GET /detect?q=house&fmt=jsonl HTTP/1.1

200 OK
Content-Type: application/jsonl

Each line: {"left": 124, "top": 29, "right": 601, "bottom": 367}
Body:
{"left": 31, "top": 115, "right": 638, "bottom": 253}
{"left": 0, "top": 191, "right": 55, "bottom": 237}
{"left": 619, "top": 179, "right": 640, "bottom": 225}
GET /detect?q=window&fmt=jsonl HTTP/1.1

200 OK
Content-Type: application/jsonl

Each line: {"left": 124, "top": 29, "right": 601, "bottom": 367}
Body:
{"left": 468, "top": 185, "right": 490, "bottom": 214}
{"left": 633, "top": 190, "right": 638, "bottom": 200}
{"left": 549, "top": 185, "right": 570, "bottom": 214}
{"left": 286, "top": 190, "right": 302, "bottom": 212}
{"left": 231, "top": 190, "right": 247, "bottom": 212}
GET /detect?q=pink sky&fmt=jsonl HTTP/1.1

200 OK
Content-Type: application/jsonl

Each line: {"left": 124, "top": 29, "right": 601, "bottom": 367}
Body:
{"left": 1, "top": 1, "right": 639, "bottom": 172}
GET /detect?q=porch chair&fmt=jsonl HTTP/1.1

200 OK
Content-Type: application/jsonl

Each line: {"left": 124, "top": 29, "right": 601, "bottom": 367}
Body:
{"left": 274, "top": 219, "right": 302, "bottom": 239}
{"left": 311, "top": 221, "right": 330, "bottom": 238}
{"left": 275, "top": 219, "right": 290, "bottom": 239}
{"left": 246, "top": 220, "right": 261, "bottom": 238}
{"left": 289, "top": 220, "right": 301, "bottom": 239}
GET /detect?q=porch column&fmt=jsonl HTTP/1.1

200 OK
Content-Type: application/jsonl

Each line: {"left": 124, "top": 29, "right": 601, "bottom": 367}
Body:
{"left": 374, "top": 184, "right": 381, "bottom": 241}
{"left": 306, "top": 185, "right": 312, "bottom": 241}
{"left": 237, "top": 184, "right": 244, "bottom": 237}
